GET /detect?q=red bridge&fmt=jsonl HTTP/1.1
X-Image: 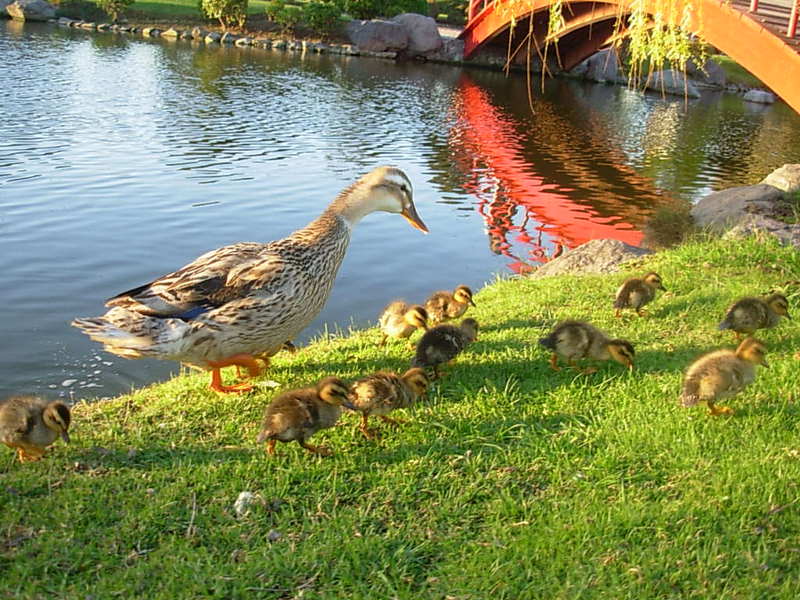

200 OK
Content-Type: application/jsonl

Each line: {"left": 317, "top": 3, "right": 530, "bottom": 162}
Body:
{"left": 460, "top": 0, "right": 800, "bottom": 113}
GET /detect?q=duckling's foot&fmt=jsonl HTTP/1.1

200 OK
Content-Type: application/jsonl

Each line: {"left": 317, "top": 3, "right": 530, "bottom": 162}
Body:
{"left": 636, "top": 309, "right": 649, "bottom": 318}
{"left": 708, "top": 405, "right": 734, "bottom": 417}
{"left": 614, "top": 308, "right": 621, "bottom": 318}
{"left": 265, "top": 439, "right": 277, "bottom": 456}
{"left": 359, "top": 415, "right": 380, "bottom": 439}
{"left": 301, "top": 442, "right": 332, "bottom": 456}
{"left": 17, "top": 448, "right": 43, "bottom": 463}
{"left": 379, "top": 416, "right": 407, "bottom": 427}
{"left": 549, "top": 354, "right": 561, "bottom": 371}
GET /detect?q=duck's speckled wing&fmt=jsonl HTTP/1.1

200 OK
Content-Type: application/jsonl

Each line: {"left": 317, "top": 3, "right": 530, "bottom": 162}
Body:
{"left": 105, "top": 241, "right": 280, "bottom": 316}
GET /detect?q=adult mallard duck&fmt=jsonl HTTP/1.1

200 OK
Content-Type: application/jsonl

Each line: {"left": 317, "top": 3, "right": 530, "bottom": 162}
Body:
{"left": 73, "top": 167, "right": 428, "bottom": 393}
{"left": 681, "top": 338, "right": 768, "bottom": 416}
{"left": 0, "top": 396, "right": 71, "bottom": 462}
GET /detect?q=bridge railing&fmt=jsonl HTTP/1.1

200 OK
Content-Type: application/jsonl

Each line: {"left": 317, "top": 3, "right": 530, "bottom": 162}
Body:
{"left": 467, "top": 0, "right": 491, "bottom": 23}
{"left": 748, "top": 0, "right": 798, "bottom": 37}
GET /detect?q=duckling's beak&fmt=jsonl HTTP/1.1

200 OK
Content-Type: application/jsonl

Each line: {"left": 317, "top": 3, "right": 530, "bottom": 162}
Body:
{"left": 626, "top": 360, "right": 634, "bottom": 371}
{"left": 469, "top": 298, "right": 477, "bottom": 307}
{"left": 61, "top": 430, "right": 70, "bottom": 443}
{"left": 659, "top": 285, "right": 667, "bottom": 292}
{"left": 401, "top": 203, "right": 428, "bottom": 234}
{"left": 256, "top": 431, "right": 268, "bottom": 444}
{"left": 342, "top": 400, "right": 356, "bottom": 410}
{"left": 761, "top": 358, "right": 770, "bottom": 368}
{"left": 786, "top": 312, "right": 792, "bottom": 320}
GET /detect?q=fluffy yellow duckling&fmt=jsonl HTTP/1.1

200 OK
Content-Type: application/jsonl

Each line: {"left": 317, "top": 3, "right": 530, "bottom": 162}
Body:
{"left": 256, "top": 377, "right": 353, "bottom": 457}
{"left": 718, "top": 293, "right": 791, "bottom": 340}
{"left": 348, "top": 368, "right": 429, "bottom": 439}
{"left": 411, "top": 318, "right": 479, "bottom": 378}
{"left": 424, "top": 285, "right": 476, "bottom": 325}
{"left": 539, "top": 320, "right": 635, "bottom": 373}
{"left": 613, "top": 272, "right": 666, "bottom": 317}
{"left": 0, "top": 396, "right": 71, "bottom": 463}
{"left": 378, "top": 302, "right": 429, "bottom": 347}
{"left": 681, "top": 338, "right": 768, "bottom": 416}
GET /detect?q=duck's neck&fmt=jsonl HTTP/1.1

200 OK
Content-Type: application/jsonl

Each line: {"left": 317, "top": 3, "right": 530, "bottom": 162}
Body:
{"left": 324, "top": 181, "right": 386, "bottom": 228}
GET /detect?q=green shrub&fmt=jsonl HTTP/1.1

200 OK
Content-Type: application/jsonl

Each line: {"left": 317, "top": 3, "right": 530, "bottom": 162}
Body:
{"left": 199, "top": 0, "right": 248, "bottom": 28}
{"left": 55, "top": 0, "right": 107, "bottom": 20}
{"left": 96, "top": 0, "right": 134, "bottom": 21}
{"left": 341, "top": 0, "right": 425, "bottom": 19}
{"left": 265, "top": 0, "right": 303, "bottom": 32}
{"left": 303, "top": 0, "right": 342, "bottom": 33}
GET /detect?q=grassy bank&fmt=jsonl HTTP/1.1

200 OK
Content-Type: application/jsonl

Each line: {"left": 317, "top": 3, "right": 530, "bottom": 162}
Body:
{"left": 3, "top": 235, "right": 800, "bottom": 598}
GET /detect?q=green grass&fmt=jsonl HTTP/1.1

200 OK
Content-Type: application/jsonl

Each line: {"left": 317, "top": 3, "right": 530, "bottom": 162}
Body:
{"left": 3, "top": 235, "right": 800, "bottom": 598}
{"left": 711, "top": 54, "right": 767, "bottom": 89}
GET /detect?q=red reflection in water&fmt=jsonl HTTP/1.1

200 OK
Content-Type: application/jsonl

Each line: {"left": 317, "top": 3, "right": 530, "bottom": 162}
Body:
{"left": 451, "top": 76, "right": 645, "bottom": 272}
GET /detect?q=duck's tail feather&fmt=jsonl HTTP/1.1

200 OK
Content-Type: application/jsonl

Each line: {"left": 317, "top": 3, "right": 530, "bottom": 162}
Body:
{"left": 71, "top": 307, "right": 190, "bottom": 359}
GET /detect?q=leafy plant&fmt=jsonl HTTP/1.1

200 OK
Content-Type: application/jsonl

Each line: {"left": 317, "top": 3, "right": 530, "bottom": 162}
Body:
{"left": 96, "top": 0, "right": 134, "bottom": 22}
{"left": 303, "top": 0, "right": 342, "bottom": 34}
{"left": 340, "top": 0, "right": 424, "bottom": 19}
{"left": 199, "top": 0, "right": 248, "bottom": 29}
{"left": 265, "top": 0, "right": 303, "bottom": 32}
{"left": 55, "top": 0, "right": 107, "bottom": 21}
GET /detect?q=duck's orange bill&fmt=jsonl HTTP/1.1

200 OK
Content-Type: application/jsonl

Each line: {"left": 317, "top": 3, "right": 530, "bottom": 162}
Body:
{"left": 402, "top": 203, "right": 428, "bottom": 234}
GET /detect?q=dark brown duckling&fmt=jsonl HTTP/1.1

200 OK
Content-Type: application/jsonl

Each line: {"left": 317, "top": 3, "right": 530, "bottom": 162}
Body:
{"left": 614, "top": 272, "right": 666, "bottom": 317}
{"left": 411, "top": 318, "right": 479, "bottom": 378}
{"left": 539, "top": 320, "right": 635, "bottom": 374}
{"left": 718, "top": 293, "right": 790, "bottom": 340}
{"left": 424, "top": 285, "right": 476, "bottom": 325}
{"left": 0, "top": 396, "right": 71, "bottom": 463}
{"left": 349, "top": 368, "right": 430, "bottom": 439}
{"left": 256, "top": 377, "right": 353, "bottom": 457}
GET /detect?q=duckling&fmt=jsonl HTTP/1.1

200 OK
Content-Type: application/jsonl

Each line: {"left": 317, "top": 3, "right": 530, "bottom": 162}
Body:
{"left": 0, "top": 396, "right": 71, "bottom": 463}
{"left": 256, "top": 377, "right": 353, "bottom": 457}
{"left": 614, "top": 272, "right": 666, "bottom": 317}
{"left": 411, "top": 318, "right": 479, "bottom": 378}
{"left": 718, "top": 293, "right": 791, "bottom": 340}
{"left": 539, "top": 320, "right": 635, "bottom": 373}
{"left": 378, "top": 302, "right": 429, "bottom": 347}
{"left": 681, "top": 337, "right": 768, "bottom": 416}
{"left": 349, "top": 368, "right": 430, "bottom": 439}
{"left": 424, "top": 285, "right": 476, "bottom": 325}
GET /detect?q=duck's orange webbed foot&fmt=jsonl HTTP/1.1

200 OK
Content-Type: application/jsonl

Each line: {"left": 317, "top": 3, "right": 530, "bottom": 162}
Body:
{"left": 300, "top": 441, "right": 332, "bottom": 456}
{"left": 549, "top": 353, "right": 561, "bottom": 371}
{"left": 208, "top": 354, "right": 263, "bottom": 394}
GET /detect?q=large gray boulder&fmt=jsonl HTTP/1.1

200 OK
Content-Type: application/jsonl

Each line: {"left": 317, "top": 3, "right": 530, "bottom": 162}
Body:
{"left": 686, "top": 58, "right": 726, "bottom": 88}
{"left": 530, "top": 239, "right": 653, "bottom": 278}
{"left": 6, "top": 0, "right": 55, "bottom": 21}
{"left": 691, "top": 184, "right": 787, "bottom": 232}
{"left": 392, "top": 13, "right": 442, "bottom": 55}
{"left": 580, "top": 49, "right": 619, "bottom": 83}
{"left": 761, "top": 164, "right": 800, "bottom": 195}
{"left": 646, "top": 70, "right": 701, "bottom": 98}
{"left": 345, "top": 19, "right": 408, "bottom": 53}
{"left": 723, "top": 214, "right": 800, "bottom": 249}
{"left": 743, "top": 89, "right": 775, "bottom": 104}
{"left": 425, "top": 37, "right": 464, "bottom": 62}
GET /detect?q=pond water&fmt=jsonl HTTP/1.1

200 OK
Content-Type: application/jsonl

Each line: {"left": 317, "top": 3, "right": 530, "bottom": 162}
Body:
{"left": 2, "top": 19, "right": 800, "bottom": 399}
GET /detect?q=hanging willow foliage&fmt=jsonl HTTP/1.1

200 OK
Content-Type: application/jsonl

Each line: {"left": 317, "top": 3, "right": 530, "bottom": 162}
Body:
{"left": 495, "top": 0, "right": 710, "bottom": 91}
